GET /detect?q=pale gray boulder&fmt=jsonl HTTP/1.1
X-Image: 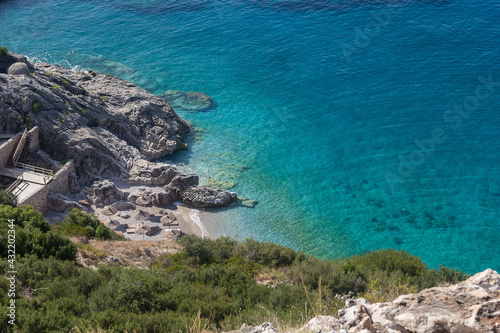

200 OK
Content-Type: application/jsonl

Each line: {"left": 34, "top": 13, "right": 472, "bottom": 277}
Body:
{"left": 181, "top": 186, "right": 237, "bottom": 208}
{"left": 7, "top": 62, "right": 31, "bottom": 75}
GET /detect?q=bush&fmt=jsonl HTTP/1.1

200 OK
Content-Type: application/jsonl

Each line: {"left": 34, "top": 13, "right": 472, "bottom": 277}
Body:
{"left": 58, "top": 208, "right": 111, "bottom": 240}
{"left": 58, "top": 223, "right": 94, "bottom": 238}
{"left": 0, "top": 229, "right": 471, "bottom": 332}
{"left": 95, "top": 224, "right": 111, "bottom": 240}
{"left": 0, "top": 191, "right": 17, "bottom": 207}
{"left": 437, "top": 265, "right": 469, "bottom": 284}
{"left": 32, "top": 101, "right": 43, "bottom": 115}
{"left": 0, "top": 46, "right": 8, "bottom": 57}
{"left": 61, "top": 209, "right": 100, "bottom": 230}
{"left": 0, "top": 205, "right": 76, "bottom": 260}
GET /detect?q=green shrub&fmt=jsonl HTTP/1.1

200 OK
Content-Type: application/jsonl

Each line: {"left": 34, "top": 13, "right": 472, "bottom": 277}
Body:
{"left": 16, "top": 255, "right": 78, "bottom": 288}
{"left": 0, "top": 191, "right": 17, "bottom": 207}
{"left": 57, "top": 209, "right": 113, "bottom": 240}
{"left": 95, "top": 224, "right": 111, "bottom": 240}
{"left": 0, "top": 46, "right": 8, "bottom": 57}
{"left": 437, "top": 265, "right": 469, "bottom": 284}
{"left": 61, "top": 208, "right": 99, "bottom": 230}
{"left": 32, "top": 101, "right": 43, "bottom": 115}
{"left": 0, "top": 205, "right": 76, "bottom": 260}
{"left": 58, "top": 223, "right": 94, "bottom": 238}
{"left": 0, "top": 223, "right": 472, "bottom": 333}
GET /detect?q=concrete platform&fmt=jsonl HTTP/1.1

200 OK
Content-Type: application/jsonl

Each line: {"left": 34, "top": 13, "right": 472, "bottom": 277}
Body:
{"left": 2, "top": 167, "right": 52, "bottom": 203}
{"left": 5, "top": 167, "right": 50, "bottom": 185}
{"left": 11, "top": 181, "right": 44, "bottom": 203}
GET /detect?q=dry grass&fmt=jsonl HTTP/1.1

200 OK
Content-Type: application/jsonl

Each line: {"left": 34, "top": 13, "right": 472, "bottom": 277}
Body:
{"left": 256, "top": 267, "right": 288, "bottom": 286}
{"left": 73, "top": 326, "right": 147, "bottom": 333}
{"left": 73, "top": 239, "right": 181, "bottom": 269}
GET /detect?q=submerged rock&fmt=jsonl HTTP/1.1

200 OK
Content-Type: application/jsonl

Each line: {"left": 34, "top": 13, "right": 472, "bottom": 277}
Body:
{"left": 204, "top": 178, "right": 238, "bottom": 190}
{"left": 181, "top": 186, "right": 237, "bottom": 208}
{"left": 161, "top": 90, "right": 215, "bottom": 112}
{"left": 64, "top": 52, "right": 160, "bottom": 92}
{"left": 238, "top": 197, "right": 258, "bottom": 208}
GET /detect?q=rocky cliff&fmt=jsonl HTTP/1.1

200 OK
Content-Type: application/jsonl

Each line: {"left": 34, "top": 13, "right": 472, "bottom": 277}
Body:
{"left": 0, "top": 51, "right": 236, "bottom": 208}
{"left": 235, "top": 269, "right": 500, "bottom": 333}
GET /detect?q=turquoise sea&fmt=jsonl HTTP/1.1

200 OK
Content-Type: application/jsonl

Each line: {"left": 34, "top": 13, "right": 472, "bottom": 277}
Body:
{"left": 1, "top": 0, "right": 499, "bottom": 273}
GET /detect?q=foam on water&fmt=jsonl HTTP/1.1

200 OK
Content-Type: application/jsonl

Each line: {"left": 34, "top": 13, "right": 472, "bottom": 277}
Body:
{"left": 1, "top": 0, "right": 499, "bottom": 273}
{"left": 189, "top": 209, "right": 207, "bottom": 238}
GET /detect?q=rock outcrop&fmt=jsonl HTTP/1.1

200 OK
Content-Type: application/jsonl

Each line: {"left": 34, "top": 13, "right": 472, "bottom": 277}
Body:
{"left": 0, "top": 52, "right": 189, "bottom": 186}
{"left": 0, "top": 51, "right": 35, "bottom": 75}
{"left": 86, "top": 174, "right": 235, "bottom": 209}
{"left": 7, "top": 62, "right": 32, "bottom": 75}
{"left": 0, "top": 51, "right": 238, "bottom": 213}
{"left": 182, "top": 186, "right": 238, "bottom": 208}
{"left": 229, "top": 269, "right": 500, "bottom": 333}
{"left": 47, "top": 193, "right": 84, "bottom": 212}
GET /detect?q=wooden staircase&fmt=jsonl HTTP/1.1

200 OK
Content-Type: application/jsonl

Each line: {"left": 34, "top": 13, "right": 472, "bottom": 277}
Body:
{"left": 11, "top": 129, "right": 28, "bottom": 166}
{"left": 1, "top": 167, "right": 25, "bottom": 194}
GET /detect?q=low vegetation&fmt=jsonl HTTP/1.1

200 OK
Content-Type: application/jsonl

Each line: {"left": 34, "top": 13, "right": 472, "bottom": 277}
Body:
{"left": 0, "top": 191, "right": 17, "bottom": 207}
{"left": 53, "top": 208, "right": 119, "bottom": 240}
{"left": 0, "top": 205, "right": 469, "bottom": 332}
{"left": 32, "top": 100, "right": 43, "bottom": 115}
{"left": 0, "top": 46, "right": 8, "bottom": 57}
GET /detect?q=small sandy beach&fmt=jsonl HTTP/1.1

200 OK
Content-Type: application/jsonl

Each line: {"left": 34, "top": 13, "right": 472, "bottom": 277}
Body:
{"left": 90, "top": 183, "right": 203, "bottom": 240}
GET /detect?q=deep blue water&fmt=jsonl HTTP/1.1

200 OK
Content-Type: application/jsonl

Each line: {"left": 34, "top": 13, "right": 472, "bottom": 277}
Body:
{"left": 1, "top": 0, "right": 499, "bottom": 273}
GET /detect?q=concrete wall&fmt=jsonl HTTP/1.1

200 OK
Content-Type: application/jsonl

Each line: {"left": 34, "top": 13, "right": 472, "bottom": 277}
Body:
{"left": 19, "top": 160, "right": 75, "bottom": 213}
{"left": 27, "top": 126, "right": 39, "bottom": 153}
{"left": 0, "top": 133, "right": 21, "bottom": 168}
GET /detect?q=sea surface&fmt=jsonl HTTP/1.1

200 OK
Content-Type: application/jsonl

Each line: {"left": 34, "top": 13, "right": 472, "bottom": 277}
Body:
{"left": 1, "top": 0, "right": 499, "bottom": 273}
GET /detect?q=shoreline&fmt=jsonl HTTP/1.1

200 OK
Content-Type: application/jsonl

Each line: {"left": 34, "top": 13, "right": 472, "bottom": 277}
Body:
{"left": 1, "top": 51, "right": 232, "bottom": 243}
{"left": 88, "top": 183, "right": 204, "bottom": 240}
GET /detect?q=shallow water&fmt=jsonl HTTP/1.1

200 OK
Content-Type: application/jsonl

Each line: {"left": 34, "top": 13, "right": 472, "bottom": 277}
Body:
{"left": 1, "top": 0, "right": 499, "bottom": 273}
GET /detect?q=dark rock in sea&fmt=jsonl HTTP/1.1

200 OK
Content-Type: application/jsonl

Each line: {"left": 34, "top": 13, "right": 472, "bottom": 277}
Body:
{"left": 424, "top": 211, "right": 436, "bottom": 221}
{"left": 393, "top": 237, "right": 404, "bottom": 245}
{"left": 161, "top": 90, "right": 216, "bottom": 112}
{"left": 181, "top": 186, "right": 237, "bottom": 208}
{"left": 64, "top": 52, "right": 160, "bottom": 92}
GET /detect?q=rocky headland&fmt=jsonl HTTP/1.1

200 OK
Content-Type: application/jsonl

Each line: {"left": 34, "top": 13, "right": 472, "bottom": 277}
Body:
{"left": 235, "top": 269, "right": 500, "bottom": 333}
{"left": 0, "top": 50, "right": 237, "bottom": 234}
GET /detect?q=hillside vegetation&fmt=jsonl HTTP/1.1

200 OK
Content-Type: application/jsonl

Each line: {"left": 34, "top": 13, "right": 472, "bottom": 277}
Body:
{"left": 0, "top": 205, "right": 468, "bottom": 333}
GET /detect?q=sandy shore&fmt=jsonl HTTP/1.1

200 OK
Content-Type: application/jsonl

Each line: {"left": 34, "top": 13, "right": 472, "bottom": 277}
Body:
{"left": 91, "top": 183, "right": 203, "bottom": 240}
